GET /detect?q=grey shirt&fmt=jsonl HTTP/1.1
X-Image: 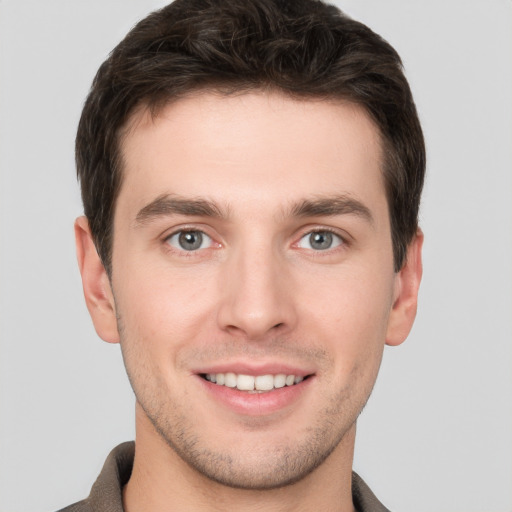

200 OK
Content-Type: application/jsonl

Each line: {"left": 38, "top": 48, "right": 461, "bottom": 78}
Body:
{"left": 57, "top": 442, "right": 390, "bottom": 512}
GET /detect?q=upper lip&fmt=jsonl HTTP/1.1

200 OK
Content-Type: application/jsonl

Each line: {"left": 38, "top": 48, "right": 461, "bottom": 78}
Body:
{"left": 193, "top": 361, "right": 315, "bottom": 377}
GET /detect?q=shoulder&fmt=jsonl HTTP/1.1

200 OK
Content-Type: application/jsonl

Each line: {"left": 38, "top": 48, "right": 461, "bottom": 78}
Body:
{"left": 55, "top": 500, "right": 92, "bottom": 512}
{"left": 352, "top": 472, "right": 391, "bottom": 512}
{"left": 54, "top": 442, "right": 134, "bottom": 512}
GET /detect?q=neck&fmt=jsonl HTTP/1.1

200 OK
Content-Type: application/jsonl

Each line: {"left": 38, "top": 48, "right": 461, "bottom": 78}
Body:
{"left": 123, "top": 404, "right": 357, "bottom": 512}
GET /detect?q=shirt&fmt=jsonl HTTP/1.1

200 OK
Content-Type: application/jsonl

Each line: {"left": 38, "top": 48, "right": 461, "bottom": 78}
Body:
{"left": 57, "top": 442, "right": 391, "bottom": 512}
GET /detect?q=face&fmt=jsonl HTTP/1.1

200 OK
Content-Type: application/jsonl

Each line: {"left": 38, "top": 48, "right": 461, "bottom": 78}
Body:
{"left": 78, "top": 91, "right": 421, "bottom": 490}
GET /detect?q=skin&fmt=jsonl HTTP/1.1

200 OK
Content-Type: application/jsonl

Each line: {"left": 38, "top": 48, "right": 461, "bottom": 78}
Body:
{"left": 76, "top": 91, "right": 423, "bottom": 512}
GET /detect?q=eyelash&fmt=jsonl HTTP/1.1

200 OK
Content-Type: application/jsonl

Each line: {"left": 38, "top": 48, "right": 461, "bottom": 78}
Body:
{"left": 294, "top": 228, "right": 347, "bottom": 252}
{"left": 162, "top": 226, "right": 349, "bottom": 256}
{"left": 164, "top": 228, "right": 217, "bottom": 254}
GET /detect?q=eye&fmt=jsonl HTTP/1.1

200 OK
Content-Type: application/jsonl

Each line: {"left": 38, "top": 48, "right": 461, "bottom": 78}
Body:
{"left": 166, "top": 230, "right": 213, "bottom": 251}
{"left": 297, "top": 230, "right": 344, "bottom": 251}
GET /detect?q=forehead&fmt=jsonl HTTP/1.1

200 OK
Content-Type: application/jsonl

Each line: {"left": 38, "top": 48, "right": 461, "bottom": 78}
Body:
{"left": 117, "top": 91, "right": 385, "bottom": 218}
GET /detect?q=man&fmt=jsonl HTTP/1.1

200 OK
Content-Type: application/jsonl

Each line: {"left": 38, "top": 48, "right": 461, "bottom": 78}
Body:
{"left": 61, "top": 0, "right": 424, "bottom": 510}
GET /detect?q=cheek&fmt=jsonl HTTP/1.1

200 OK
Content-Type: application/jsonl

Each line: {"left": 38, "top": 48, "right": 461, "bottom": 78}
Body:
{"left": 113, "top": 261, "right": 220, "bottom": 356}
{"left": 300, "top": 267, "right": 394, "bottom": 375}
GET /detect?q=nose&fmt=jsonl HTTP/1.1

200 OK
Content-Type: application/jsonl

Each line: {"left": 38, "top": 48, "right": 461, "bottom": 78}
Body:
{"left": 216, "top": 243, "right": 297, "bottom": 340}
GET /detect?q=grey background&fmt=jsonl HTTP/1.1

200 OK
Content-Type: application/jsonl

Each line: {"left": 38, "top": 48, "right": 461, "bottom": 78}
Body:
{"left": 1, "top": 1, "right": 511, "bottom": 511}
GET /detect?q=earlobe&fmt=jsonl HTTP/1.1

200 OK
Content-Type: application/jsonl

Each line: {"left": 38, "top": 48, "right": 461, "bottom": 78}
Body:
{"left": 385, "top": 229, "right": 424, "bottom": 346}
{"left": 75, "top": 216, "right": 120, "bottom": 344}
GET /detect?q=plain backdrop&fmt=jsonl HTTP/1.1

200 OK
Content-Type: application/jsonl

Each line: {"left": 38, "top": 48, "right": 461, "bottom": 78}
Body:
{"left": 1, "top": 1, "right": 511, "bottom": 511}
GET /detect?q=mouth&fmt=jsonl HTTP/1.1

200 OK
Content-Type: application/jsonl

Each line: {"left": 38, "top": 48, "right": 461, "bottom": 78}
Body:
{"left": 200, "top": 372, "right": 310, "bottom": 393}
{"left": 197, "top": 368, "right": 315, "bottom": 416}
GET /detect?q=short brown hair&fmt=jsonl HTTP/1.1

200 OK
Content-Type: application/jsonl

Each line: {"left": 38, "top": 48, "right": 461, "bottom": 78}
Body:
{"left": 76, "top": 0, "right": 425, "bottom": 274}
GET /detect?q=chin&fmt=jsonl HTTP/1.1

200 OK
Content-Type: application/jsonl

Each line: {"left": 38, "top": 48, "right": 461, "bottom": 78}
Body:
{"left": 146, "top": 402, "right": 355, "bottom": 490}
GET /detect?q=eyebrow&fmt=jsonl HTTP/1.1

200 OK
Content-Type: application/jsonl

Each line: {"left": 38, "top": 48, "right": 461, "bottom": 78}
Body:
{"left": 134, "top": 193, "right": 374, "bottom": 227}
{"left": 135, "top": 194, "right": 226, "bottom": 226}
{"left": 290, "top": 195, "right": 374, "bottom": 225}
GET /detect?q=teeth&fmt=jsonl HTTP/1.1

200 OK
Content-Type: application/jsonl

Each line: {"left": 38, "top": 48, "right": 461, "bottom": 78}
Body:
{"left": 204, "top": 372, "right": 306, "bottom": 391}
{"left": 255, "top": 375, "right": 274, "bottom": 391}
{"left": 237, "top": 374, "right": 255, "bottom": 391}
{"left": 224, "top": 372, "right": 237, "bottom": 388}
{"left": 274, "top": 374, "right": 286, "bottom": 388}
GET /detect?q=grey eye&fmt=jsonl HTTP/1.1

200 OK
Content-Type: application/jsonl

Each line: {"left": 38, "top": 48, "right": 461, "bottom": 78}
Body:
{"left": 297, "top": 230, "right": 343, "bottom": 251}
{"left": 167, "top": 230, "right": 212, "bottom": 251}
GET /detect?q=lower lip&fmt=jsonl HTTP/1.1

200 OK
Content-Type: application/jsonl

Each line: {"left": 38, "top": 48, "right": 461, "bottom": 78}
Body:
{"left": 197, "top": 376, "right": 313, "bottom": 416}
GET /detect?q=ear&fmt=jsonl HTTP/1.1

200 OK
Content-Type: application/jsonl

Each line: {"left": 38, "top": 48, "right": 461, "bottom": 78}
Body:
{"left": 75, "top": 216, "right": 120, "bottom": 344}
{"left": 386, "top": 229, "right": 424, "bottom": 346}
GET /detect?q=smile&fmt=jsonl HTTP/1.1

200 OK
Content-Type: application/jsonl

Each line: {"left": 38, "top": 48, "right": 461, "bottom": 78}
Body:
{"left": 203, "top": 372, "right": 306, "bottom": 392}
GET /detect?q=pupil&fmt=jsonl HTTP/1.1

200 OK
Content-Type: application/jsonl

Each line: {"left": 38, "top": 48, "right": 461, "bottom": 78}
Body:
{"left": 179, "top": 231, "right": 202, "bottom": 250}
{"left": 310, "top": 231, "right": 332, "bottom": 250}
